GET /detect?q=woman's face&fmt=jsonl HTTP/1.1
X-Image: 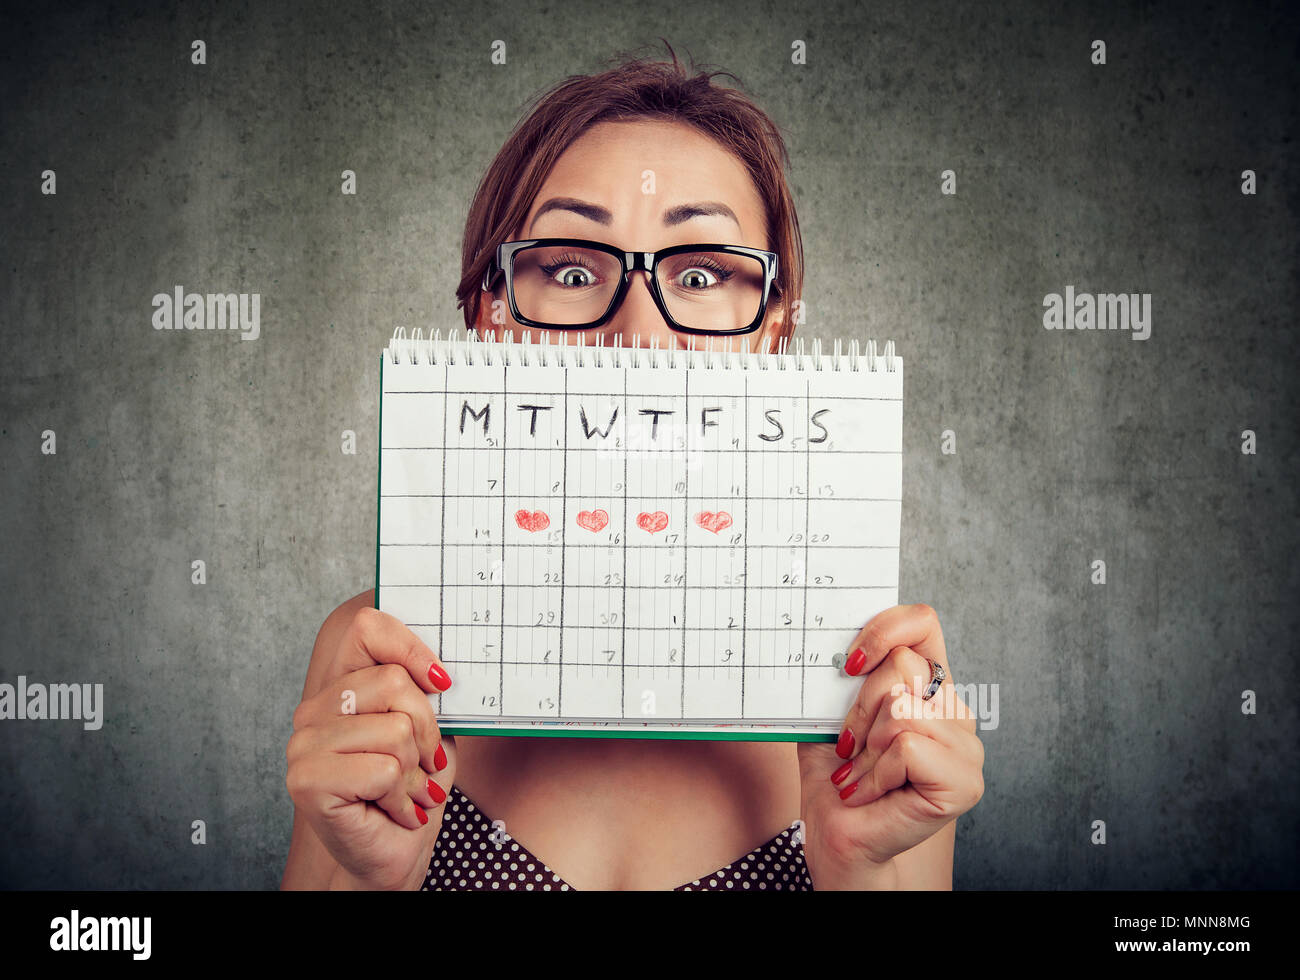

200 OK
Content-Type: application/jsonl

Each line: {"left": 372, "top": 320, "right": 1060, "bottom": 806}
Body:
{"left": 476, "top": 118, "right": 786, "bottom": 352}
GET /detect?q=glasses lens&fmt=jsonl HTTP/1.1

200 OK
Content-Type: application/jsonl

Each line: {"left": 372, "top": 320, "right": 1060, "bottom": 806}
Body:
{"left": 657, "top": 250, "right": 767, "bottom": 333}
{"left": 509, "top": 245, "right": 770, "bottom": 333}
{"left": 510, "top": 244, "right": 623, "bottom": 326}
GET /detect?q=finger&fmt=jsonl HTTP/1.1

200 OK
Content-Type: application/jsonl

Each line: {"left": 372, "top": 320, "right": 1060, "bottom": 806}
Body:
{"left": 411, "top": 739, "right": 458, "bottom": 816}
{"left": 834, "top": 689, "right": 976, "bottom": 789}
{"left": 293, "top": 711, "right": 423, "bottom": 776}
{"left": 291, "top": 750, "right": 426, "bottom": 830}
{"left": 834, "top": 644, "right": 931, "bottom": 763}
{"left": 294, "top": 664, "right": 445, "bottom": 775}
{"left": 842, "top": 603, "right": 948, "bottom": 680}
{"left": 327, "top": 605, "right": 454, "bottom": 696}
{"left": 373, "top": 771, "right": 430, "bottom": 831}
{"left": 830, "top": 643, "right": 933, "bottom": 780}
{"left": 413, "top": 763, "right": 450, "bottom": 811}
{"left": 840, "top": 729, "right": 981, "bottom": 818}
{"left": 406, "top": 765, "right": 447, "bottom": 811}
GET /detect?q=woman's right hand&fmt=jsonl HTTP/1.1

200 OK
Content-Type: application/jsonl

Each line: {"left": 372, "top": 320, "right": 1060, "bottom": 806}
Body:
{"left": 285, "top": 601, "right": 455, "bottom": 890}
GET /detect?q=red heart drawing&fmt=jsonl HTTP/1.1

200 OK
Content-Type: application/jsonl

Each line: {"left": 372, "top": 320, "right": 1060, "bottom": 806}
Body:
{"left": 636, "top": 511, "right": 669, "bottom": 534}
{"left": 576, "top": 509, "right": 609, "bottom": 533}
{"left": 514, "top": 509, "right": 550, "bottom": 533}
{"left": 695, "top": 511, "right": 733, "bottom": 534}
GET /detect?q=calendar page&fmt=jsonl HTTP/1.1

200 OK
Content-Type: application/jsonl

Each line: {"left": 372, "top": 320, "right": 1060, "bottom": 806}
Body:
{"left": 376, "top": 333, "right": 904, "bottom": 740}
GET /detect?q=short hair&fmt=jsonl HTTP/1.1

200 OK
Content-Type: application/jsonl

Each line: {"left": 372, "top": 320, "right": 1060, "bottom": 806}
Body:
{"left": 456, "top": 41, "right": 804, "bottom": 342}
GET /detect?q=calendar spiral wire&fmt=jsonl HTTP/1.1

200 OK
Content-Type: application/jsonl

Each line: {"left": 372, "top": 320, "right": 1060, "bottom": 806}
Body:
{"left": 388, "top": 326, "right": 896, "bottom": 372}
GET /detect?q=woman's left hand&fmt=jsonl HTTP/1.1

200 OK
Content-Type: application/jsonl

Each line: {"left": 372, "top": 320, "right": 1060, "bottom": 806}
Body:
{"left": 796, "top": 603, "right": 984, "bottom": 889}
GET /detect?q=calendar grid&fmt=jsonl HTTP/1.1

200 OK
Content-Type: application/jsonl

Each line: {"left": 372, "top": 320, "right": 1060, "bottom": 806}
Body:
{"left": 437, "top": 363, "right": 449, "bottom": 714}
{"left": 497, "top": 366, "right": 507, "bottom": 716}
{"left": 408, "top": 624, "right": 886, "bottom": 632}
{"left": 385, "top": 493, "right": 900, "bottom": 501}
{"left": 383, "top": 542, "right": 899, "bottom": 550}
{"left": 386, "top": 583, "right": 895, "bottom": 590}
{"left": 802, "top": 377, "right": 811, "bottom": 716}
{"left": 620, "top": 367, "right": 628, "bottom": 717}
{"left": 740, "top": 373, "right": 749, "bottom": 716}
{"left": 382, "top": 445, "right": 897, "bottom": 454}
{"left": 680, "top": 368, "right": 689, "bottom": 717}
{"left": 377, "top": 340, "right": 904, "bottom": 738}
{"left": 557, "top": 366, "right": 568, "bottom": 715}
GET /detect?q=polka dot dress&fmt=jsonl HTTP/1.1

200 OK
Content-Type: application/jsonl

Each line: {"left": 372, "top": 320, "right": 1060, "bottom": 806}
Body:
{"left": 422, "top": 785, "right": 814, "bottom": 891}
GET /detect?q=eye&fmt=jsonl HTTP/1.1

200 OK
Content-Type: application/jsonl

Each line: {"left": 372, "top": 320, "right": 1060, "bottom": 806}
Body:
{"left": 668, "top": 254, "right": 734, "bottom": 290}
{"left": 553, "top": 265, "right": 595, "bottom": 287}
{"left": 679, "top": 267, "right": 718, "bottom": 289}
{"left": 538, "top": 253, "right": 602, "bottom": 288}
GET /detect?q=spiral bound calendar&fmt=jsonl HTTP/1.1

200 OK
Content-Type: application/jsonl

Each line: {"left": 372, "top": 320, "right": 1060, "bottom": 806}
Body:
{"left": 376, "top": 330, "right": 904, "bottom": 741}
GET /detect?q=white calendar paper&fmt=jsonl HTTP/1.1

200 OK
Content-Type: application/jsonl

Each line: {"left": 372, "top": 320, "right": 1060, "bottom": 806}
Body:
{"left": 377, "top": 333, "right": 904, "bottom": 740}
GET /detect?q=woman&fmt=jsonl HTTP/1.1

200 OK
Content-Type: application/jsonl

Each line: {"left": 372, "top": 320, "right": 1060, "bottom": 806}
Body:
{"left": 282, "top": 47, "right": 984, "bottom": 891}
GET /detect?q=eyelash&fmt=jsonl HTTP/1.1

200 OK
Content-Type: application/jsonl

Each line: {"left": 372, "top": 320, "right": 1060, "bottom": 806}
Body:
{"left": 538, "top": 254, "right": 737, "bottom": 284}
{"left": 538, "top": 253, "right": 599, "bottom": 281}
{"left": 676, "top": 255, "right": 735, "bottom": 282}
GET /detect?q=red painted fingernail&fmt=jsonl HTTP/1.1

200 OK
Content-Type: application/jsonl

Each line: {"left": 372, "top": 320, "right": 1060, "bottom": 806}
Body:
{"left": 845, "top": 648, "right": 866, "bottom": 676}
{"left": 414, "top": 803, "right": 429, "bottom": 825}
{"left": 838, "top": 780, "right": 859, "bottom": 801}
{"left": 830, "top": 761, "right": 853, "bottom": 785}
{"left": 427, "top": 778, "right": 446, "bottom": 805}
{"left": 835, "top": 728, "right": 855, "bottom": 759}
{"left": 428, "top": 661, "right": 453, "bottom": 692}
{"left": 434, "top": 742, "right": 447, "bottom": 771}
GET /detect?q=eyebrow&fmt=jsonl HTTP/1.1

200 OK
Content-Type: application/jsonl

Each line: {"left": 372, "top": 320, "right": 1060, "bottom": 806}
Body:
{"left": 528, "top": 197, "right": 741, "bottom": 234}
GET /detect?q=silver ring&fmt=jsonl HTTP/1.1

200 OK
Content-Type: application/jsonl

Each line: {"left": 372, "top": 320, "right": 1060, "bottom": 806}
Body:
{"left": 922, "top": 659, "right": 946, "bottom": 701}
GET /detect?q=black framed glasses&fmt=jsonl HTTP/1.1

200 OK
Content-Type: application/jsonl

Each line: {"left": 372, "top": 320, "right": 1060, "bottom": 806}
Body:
{"left": 481, "top": 238, "right": 780, "bottom": 336}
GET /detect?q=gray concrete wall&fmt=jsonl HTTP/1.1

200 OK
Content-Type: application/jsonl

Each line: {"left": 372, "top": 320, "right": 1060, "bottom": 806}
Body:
{"left": 1, "top": 0, "right": 1296, "bottom": 888}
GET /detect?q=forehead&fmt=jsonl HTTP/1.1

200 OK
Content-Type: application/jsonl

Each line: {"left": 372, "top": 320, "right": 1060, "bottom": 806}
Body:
{"left": 524, "top": 118, "right": 767, "bottom": 242}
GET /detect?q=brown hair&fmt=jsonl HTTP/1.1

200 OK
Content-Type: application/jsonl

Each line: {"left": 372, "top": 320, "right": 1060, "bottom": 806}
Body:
{"left": 455, "top": 41, "right": 803, "bottom": 343}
